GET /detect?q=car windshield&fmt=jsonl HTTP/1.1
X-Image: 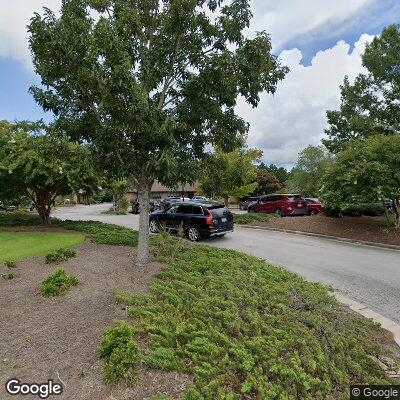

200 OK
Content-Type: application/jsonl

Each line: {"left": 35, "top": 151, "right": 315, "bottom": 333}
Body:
{"left": 166, "top": 205, "right": 179, "bottom": 214}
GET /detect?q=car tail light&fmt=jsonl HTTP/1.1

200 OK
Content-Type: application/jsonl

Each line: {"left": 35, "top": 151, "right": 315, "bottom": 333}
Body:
{"left": 205, "top": 210, "right": 213, "bottom": 225}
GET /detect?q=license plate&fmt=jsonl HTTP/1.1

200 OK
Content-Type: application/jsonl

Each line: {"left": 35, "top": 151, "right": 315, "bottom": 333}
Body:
{"left": 221, "top": 217, "right": 227, "bottom": 222}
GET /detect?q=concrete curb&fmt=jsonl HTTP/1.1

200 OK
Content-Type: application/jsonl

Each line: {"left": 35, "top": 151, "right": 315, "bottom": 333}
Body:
{"left": 237, "top": 225, "right": 400, "bottom": 252}
{"left": 334, "top": 293, "right": 400, "bottom": 348}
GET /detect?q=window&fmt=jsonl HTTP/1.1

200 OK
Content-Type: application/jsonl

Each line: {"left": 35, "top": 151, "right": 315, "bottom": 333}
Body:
{"left": 167, "top": 205, "right": 179, "bottom": 214}
{"left": 192, "top": 206, "right": 203, "bottom": 215}
{"left": 177, "top": 204, "right": 192, "bottom": 214}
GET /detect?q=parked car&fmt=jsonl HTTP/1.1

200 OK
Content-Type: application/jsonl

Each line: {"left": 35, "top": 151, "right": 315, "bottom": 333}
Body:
{"left": 247, "top": 194, "right": 308, "bottom": 217}
{"left": 161, "top": 197, "right": 191, "bottom": 209}
{"left": 131, "top": 200, "right": 158, "bottom": 214}
{"left": 304, "top": 198, "right": 324, "bottom": 215}
{"left": 149, "top": 201, "right": 234, "bottom": 242}
{"left": 239, "top": 196, "right": 261, "bottom": 210}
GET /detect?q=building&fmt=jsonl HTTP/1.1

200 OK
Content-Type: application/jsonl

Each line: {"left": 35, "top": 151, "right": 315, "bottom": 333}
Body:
{"left": 125, "top": 180, "right": 199, "bottom": 201}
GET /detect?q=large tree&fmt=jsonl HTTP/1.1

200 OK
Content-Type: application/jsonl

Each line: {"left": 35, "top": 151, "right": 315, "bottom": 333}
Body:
{"left": 28, "top": 0, "right": 288, "bottom": 265}
{"left": 324, "top": 24, "right": 400, "bottom": 153}
{"left": 199, "top": 148, "right": 261, "bottom": 205}
{"left": 286, "top": 145, "right": 332, "bottom": 197}
{"left": 252, "top": 168, "right": 282, "bottom": 196}
{"left": 258, "top": 162, "right": 289, "bottom": 186}
{"left": 0, "top": 121, "right": 99, "bottom": 225}
{"left": 320, "top": 135, "right": 400, "bottom": 228}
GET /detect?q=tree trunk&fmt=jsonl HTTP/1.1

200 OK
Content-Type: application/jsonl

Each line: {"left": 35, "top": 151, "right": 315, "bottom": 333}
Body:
{"left": 36, "top": 199, "right": 51, "bottom": 226}
{"left": 136, "top": 177, "right": 153, "bottom": 267}
{"left": 393, "top": 197, "right": 400, "bottom": 229}
{"left": 224, "top": 196, "right": 229, "bottom": 207}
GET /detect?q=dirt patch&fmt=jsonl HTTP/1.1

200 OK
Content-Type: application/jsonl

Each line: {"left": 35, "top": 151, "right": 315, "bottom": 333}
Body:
{"left": 246, "top": 214, "right": 400, "bottom": 246}
{"left": 0, "top": 240, "right": 190, "bottom": 400}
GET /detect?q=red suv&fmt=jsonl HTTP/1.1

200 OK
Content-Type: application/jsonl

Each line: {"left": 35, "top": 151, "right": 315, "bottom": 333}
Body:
{"left": 247, "top": 194, "right": 308, "bottom": 217}
{"left": 304, "top": 198, "right": 324, "bottom": 215}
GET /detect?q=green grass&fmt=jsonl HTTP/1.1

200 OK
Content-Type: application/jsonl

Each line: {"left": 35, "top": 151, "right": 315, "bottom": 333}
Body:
{"left": 41, "top": 268, "right": 78, "bottom": 296}
{"left": 0, "top": 231, "right": 85, "bottom": 263}
{"left": 234, "top": 212, "right": 275, "bottom": 225}
{"left": 107, "top": 234, "right": 397, "bottom": 399}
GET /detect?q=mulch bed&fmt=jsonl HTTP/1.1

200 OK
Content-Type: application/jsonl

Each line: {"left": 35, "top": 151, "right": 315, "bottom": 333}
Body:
{"left": 246, "top": 214, "right": 400, "bottom": 246}
{"left": 0, "top": 239, "right": 190, "bottom": 400}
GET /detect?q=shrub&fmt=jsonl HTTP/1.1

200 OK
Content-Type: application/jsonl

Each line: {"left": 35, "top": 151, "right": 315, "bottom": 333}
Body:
{"left": 108, "top": 235, "right": 395, "bottom": 399}
{"left": 117, "top": 198, "right": 130, "bottom": 212}
{"left": 41, "top": 268, "right": 78, "bottom": 296}
{"left": 342, "top": 204, "right": 386, "bottom": 217}
{"left": 45, "top": 248, "right": 76, "bottom": 264}
{"left": 55, "top": 220, "right": 138, "bottom": 247}
{"left": 2, "top": 272, "right": 14, "bottom": 280}
{"left": 99, "top": 321, "right": 140, "bottom": 385}
{"left": 234, "top": 213, "right": 275, "bottom": 225}
{"left": 0, "top": 211, "right": 42, "bottom": 226}
{"left": 4, "top": 260, "right": 16, "bottom": 269}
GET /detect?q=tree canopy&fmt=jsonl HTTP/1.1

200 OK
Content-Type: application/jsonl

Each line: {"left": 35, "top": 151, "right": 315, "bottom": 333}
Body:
{"left": 258, "top": 162, "right": 289, "bottom": 185}
{"left": 199, "top": 148, "right": 262, "bottom": 204}
{"left": 253, "top": 168, "right": 282, "bottom": 196}
{"left": 324, "top": 24, "right": 400, "bottom": 153}
{"left": 29, "top": 0, "right": 288, "bottom": 265}
{"left": 0, "top": 121, "right": 99, "bottom": 225}
{"left": 286, "top": 145, "right": 332, "bottom": 197}
{"left": 320, "top": 135, "right": 400, "bottom": 227}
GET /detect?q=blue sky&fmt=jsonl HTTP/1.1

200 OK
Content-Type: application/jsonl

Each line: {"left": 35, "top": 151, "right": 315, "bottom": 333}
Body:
{"left": 0, "top": 0, "right": 399, "bottom": 165}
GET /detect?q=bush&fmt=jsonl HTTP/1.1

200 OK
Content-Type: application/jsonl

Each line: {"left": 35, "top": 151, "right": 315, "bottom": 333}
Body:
{"left": 342, "top": 204, "right": 386, "bottom": 217}
{"left": 41, "top": 268, "right": 78, "bottom": 296}
{"left": 0, "top": 211, "right": 42, "bottom": 226}
{"left": 234, "top": 213, "right": 275, "bottom": 225}
{"left": 2, "top": 272, "right": 14, "bottom": 280}
{"left": 117, "top": 198, "right": 130, "bottom": 212}
{"left": 55, "top": 220, "right": 138, "bottom": 247}
{"left": 99, "top": 321, "right": 140, "bottom": 385}
{"left": 4, "top": 260, "right": 16, "bottom": 269}
{"left": 45, "top": 248, "right": 76, "bottom": 264}
{"left": 108, "top": 235, "right": 395, "bottom": 399}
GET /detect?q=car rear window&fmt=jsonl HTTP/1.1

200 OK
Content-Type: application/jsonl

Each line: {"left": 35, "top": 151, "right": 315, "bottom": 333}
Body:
{"left": 208, "top": 205, "right": 228, "bottom": 217}
{"left": 287, "top": 195, "right": 302, "bottom": 200}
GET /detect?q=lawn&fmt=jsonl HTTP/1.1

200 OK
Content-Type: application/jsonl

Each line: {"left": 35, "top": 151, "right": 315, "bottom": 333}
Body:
{"left": 0, "top": 231, "right": 85, "bottom": 263}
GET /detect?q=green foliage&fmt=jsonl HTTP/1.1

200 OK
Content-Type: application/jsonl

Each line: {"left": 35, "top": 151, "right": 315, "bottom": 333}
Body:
{"left": 45, "top": 248, "right": 76, "bottom": 264}
{"left": 200, "top": 148, "right": 262, "bottom": 201}
{"left": 252, "top": 168, "right": 282, "bottom": 196}
{"left": 0, "top": 213, "right": 139, "bottom": 247}
{"left": 110, "top": 235, "right": 394, "bottom": 399}
{"left": 117, "top": 198, "right": 130, "bottom": 213}
{"left": 258, "top": 163, "right": 290, "bottom": 185}
{"left": 0, "top": 122, "right": 100, "bottom": 225}
{"left": 234, "top": 213, "right": 275, "bottom": 225}
{"left": 4, "top": 260, "right": 16, "bottom": 269}
{"left": 55, "top": 220, "right": 139, "bottom": 246}
{"left": 324, "top": 24, "right": 400, "bottom": 152}
{"left": 2, "top": 272, "right": 15, "bottom": 280}
{"left": 0, "top": 211, "right": 43, "bottom": 226}
{"left": 320, "top": 135, "right": 400, "bottom": 227}
{"left": 41, "top": 268, "right": 78, "bottom": 296}
{"left": 99, "top": 321, "right": 140, "bottom": 385}
{"left": 286, "top": 145, "right": 333, "bottom": 197}
{"left": 342, "top": 204, "right": 386, "bottom": 217}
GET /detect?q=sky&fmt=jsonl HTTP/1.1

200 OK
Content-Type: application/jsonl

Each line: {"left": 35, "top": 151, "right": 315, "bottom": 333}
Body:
{"left": 0, "top": 0, "right": 399, "bottom": 167}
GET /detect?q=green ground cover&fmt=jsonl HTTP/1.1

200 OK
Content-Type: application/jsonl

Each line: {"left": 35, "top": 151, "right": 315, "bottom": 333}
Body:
{"left": 0, "top": 231, "right": 85, "bottom": 263}
{"left": 108, "top": 234, "right": 398, "bottom": 399}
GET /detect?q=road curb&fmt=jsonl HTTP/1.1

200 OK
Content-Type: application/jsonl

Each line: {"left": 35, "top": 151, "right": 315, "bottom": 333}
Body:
{"left": 334, "top": 293, "right": 400, "bottom": 348}
{"left": 237, "top": 225, "right": 400, "bottom": 252}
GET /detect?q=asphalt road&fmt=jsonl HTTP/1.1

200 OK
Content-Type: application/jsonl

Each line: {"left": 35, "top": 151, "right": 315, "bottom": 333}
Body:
{"left": 53, "top": 203, "right": 400, "bottom": 324}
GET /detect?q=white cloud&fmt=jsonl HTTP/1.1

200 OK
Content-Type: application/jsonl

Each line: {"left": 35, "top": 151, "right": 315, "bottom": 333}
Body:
{"left": 0, "top": 0, "right": 61, "bottom": 68}
{"left": 250, "top": 0, "right": 375, "bottom": 48}
{"left": 237, "top": 34, "right": 374, "bottom": 167}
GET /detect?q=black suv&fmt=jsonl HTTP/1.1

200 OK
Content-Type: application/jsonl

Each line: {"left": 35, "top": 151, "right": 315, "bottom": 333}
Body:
{"left": 149, "top": 201, "right": 234, "bottom": 242}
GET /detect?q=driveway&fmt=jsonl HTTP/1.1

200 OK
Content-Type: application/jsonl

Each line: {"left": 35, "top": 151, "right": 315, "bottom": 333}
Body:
{"left": 52, "top": 204, "right": 400, "bottom": 324}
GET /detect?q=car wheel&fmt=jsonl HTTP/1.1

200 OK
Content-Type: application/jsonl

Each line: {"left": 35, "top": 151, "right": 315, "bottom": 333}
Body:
{"left": 149, "top": 220, "right": 159, "bottom": 233}
{"left": 276, "top": 209, "right": 284, "bottom": 217}
{"left": 309, "top": 210, "right": 317, "bottom": 216}
{"left": 187, "top": 226, "right": 201, "bottom": 242}
{"left": 248, "top": 208, "right": 256, "bottom": 213}
{"left": 239, "top": 204, "right": 243, "bottom": 210}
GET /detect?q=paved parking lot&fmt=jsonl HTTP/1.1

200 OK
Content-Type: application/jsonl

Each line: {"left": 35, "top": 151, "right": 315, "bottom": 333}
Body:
{"left": 53, "top": 204, "right": 400, "bottom": 324}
